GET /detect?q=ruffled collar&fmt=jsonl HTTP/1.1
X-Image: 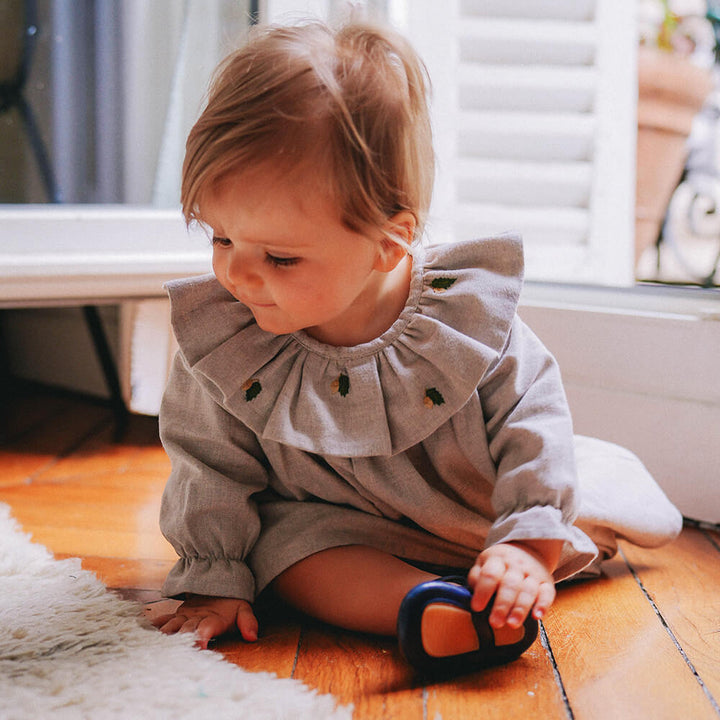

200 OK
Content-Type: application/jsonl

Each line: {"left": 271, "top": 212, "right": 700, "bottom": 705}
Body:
{"left": 166, "top": 235, "right": 524, "bottom": 457}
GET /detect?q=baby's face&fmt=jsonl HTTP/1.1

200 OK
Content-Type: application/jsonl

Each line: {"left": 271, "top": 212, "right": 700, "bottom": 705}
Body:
{"left": 203, "top": 164, "right": 387, "bottom": 345}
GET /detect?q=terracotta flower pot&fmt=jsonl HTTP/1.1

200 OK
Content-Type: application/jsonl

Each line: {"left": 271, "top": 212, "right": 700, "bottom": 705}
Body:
{"left": 635, "top": 47, "right": 713, "bottom": 265}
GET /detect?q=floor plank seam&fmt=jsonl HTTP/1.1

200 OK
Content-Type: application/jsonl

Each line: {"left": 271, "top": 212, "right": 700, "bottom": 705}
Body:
{"left": 619, "top": 546, "right": 720, "bottom": 716}
{"left": 290, "top": 626, "right": 303, "bottom": 679}
{"left": 538, "top": 620, "right": 574, "bottom": 720}
{"left": 701, "top": 529, "right": 720, "bottom": 554}
{"left": 66, "top": 415, "right": 117, "bottom": 456}
{"left": 24, "top": 415, "right": 116, "bottom": 486}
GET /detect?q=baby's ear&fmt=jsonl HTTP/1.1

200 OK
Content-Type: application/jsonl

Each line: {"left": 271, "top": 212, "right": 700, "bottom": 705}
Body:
{"left": 374, "top": 211, "right": 416, "bottom": 272}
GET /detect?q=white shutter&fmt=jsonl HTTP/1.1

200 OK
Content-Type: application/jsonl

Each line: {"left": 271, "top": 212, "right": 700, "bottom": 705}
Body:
{"left": 403, "top": 0, "right": 638, "bottom": 285}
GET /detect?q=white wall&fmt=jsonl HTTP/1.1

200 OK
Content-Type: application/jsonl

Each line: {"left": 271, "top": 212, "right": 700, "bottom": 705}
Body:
{"left": 520, "top": 293, "right": 720, "bottom": 524}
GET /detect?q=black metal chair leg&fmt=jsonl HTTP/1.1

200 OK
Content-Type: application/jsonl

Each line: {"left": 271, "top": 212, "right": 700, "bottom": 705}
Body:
{"left": 82, "top": 306, "right": 128, "bottom": 440}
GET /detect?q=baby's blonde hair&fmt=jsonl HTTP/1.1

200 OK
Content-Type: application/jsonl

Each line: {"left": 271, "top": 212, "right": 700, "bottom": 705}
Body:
{"left": 181, "top": 20, "right": 434, "bottom": 245}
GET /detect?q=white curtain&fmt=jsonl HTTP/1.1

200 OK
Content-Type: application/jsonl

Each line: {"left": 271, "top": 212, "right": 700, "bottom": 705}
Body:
{"left": 117, "top": 1, "right": 250, "bottom": 413}
{"left": 49, "top": 0, "right": 250, "bottom": 205}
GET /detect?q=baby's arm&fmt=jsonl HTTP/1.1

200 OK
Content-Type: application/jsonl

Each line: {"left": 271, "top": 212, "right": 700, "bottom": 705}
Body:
{"left": 467, "top": 539, "right": 563, "bottom": 629}
{"left": 474, "top": 317, "right": 586, "bottom": 626}
{"left": 151, "top": 595, "right": 258, "bottom": 649}
{"left": 158, "top": 353, "right": 271, "bottom": 645}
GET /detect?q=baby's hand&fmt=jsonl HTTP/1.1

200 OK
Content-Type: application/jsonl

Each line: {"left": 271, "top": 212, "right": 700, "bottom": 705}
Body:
{"left": 151, "top": 595, "right": 258, "bottom": 649}
{"left": 467, "top": 540, "right": 562, "bottom": 630}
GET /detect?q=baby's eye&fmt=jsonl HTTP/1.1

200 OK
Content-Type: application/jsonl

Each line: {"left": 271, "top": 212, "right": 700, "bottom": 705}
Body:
{"left": 265, "top": 253, "right": 300, "bottom": 268}
{"left": 212, "top": 236, "right": 232, "bottom": 247}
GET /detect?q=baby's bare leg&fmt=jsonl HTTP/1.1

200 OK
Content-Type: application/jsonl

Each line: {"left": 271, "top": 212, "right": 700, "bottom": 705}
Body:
{"left": 272, "top": 545, "right": 438, "bottom": 636}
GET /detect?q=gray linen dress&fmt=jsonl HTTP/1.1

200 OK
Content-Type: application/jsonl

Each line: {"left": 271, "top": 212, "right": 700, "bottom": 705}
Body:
{"left": 158, "top": 236, "right": 681, "bottom": 602}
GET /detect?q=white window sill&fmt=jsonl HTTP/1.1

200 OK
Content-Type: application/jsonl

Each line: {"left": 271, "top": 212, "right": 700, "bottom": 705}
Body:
{"left": 0, "top": 205, "right": 211, "bottom": 307}
{"left": 522, "top": 279, "right": 720, "bottom": 322}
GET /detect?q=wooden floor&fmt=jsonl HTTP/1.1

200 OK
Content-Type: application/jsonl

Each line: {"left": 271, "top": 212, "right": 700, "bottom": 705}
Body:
{"left": 2, "top": 385, "right": 720, "bottom": 719}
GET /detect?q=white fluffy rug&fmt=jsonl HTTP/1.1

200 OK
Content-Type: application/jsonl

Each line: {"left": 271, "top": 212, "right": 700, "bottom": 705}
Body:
{"left": 0, "top": 504, "right": 352, "bottom": 720}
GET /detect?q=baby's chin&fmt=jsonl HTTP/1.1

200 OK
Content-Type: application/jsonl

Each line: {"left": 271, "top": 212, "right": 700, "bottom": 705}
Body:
{"left": 250, "top": 309, "right": 302, "bottom": 337}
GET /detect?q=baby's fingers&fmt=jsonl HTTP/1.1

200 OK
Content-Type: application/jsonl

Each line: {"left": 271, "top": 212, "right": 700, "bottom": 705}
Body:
{"left": 195, "top": 614, "right": 232, "bottom": 649}
{"left": 157, "top": 613, "right": 198, "bottom": 637}
{"left": 235, "top": 603, "right": 259, "bottom": 642}
{"left": 468, "top": 555, "right": 506, "bottom": 612}
{"left": 486, "top": 569, "right": 531, "bottom": 628}
{"left": 531, "top": 580, "right": 556, "bottom": 621}
{"left": 503, "top": 583, "right": 539, "bottom": 628}
{"left": 148, "top": 612, "right": 177, "bottom": 629}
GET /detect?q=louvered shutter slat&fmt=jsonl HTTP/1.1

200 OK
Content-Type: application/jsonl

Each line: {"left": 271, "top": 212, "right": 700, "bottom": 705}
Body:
{"left": 408, "top": 0, "right": 636, "bottom": 285}
{"left": 456, "top": 204, "right": 590, "bottom": 246}
{"left": 460, "top": 0, "right": 596, "bottom": 22}
{"left": 459, "top": 19, "right": 596, "bottom": 66}
{"left": 458, "top": 66, "right": 596, "bottom": 113}
{"left": 458, "top": 112, "right": 595, "bottom": 161}
{"left": 457, "top": 159, "right": 592, "bottom": 207}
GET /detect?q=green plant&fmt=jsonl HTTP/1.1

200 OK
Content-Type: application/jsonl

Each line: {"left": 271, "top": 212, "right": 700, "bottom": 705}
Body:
{"left": 657, "top": 0, "right": 680, "bottom": 50}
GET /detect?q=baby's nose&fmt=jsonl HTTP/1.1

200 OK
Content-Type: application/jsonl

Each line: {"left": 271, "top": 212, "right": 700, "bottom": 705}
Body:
{"left": 227, "top": 255, "right": 263, "bottom": 289}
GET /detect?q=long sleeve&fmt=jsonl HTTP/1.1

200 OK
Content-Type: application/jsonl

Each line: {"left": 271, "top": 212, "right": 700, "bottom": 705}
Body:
{"left": 480, "top": 317, "right": 597, "bottom": 579}
{"left": 159, "top": 351, "right": 271, "bottom": 601}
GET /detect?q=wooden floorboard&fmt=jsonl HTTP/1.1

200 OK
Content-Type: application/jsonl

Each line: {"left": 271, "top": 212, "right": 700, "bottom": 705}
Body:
{"left": 622, "top": 528, "right": 720, "bottom": 713}
{"left": 295, "top": 626, "right": 424, "bottom": 719}
{"left": 423, "top": 639, "right": 570, "bottom": 720}
{"left": 2, "top": 384, "right": 720, "bottom": 719}
{"left": 546, "top": 555, "right": 718, "bottom": 720}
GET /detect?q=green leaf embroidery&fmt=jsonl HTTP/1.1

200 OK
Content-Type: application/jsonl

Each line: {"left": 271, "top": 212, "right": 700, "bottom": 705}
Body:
{"left": 424, "top": 387, "right": 445, "bottom": 408}
{"left": 243, "top": 379, "right": 262, "bottom": 402}
{"left": 331, "top": 373, "right": 350, "bottom": 397}
{"left": 430, "top": 277, "right": 457, "bottom": 293}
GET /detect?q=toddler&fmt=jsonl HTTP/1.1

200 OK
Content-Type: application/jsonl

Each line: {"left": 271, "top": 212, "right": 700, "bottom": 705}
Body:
{"left": 153, "top": 20, "right": 682, "bottom": 675}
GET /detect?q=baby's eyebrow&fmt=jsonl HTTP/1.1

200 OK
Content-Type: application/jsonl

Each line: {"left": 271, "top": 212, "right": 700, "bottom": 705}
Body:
{"left": 263, "top": 241, "right": 313, "bottom": 252}
{"left": 241, "top": 232, "right": 318, "bottom": 252}
{"left": 209, "top": 232, "right": 313, "bottom": 253}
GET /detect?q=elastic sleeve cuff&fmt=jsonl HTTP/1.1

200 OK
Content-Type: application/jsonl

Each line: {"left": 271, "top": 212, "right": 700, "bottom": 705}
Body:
{"left": 485, "top": 505, "right": 599, "bottom": 582}
{"left": 161, "top": 556, "right": 256, "bottom": 602}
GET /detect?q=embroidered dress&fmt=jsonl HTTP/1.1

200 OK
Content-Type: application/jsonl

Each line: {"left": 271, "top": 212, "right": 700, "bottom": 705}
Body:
{"left": 159, "top": 236, "right": 681, "bottom": 602}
